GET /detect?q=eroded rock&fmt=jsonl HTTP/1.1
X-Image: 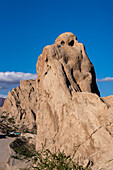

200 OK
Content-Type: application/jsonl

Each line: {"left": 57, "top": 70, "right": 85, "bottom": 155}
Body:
{"left": 36, "top": 32, "right": 113, "bottom": 169}
{"left": 1, "top": 79, "right": 37, "bottom": 132}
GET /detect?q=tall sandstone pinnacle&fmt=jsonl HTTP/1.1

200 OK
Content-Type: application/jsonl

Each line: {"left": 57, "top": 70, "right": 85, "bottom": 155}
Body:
{"left": 37, "top": 32, "right": 100, "bottom": 97}
{"left": 36, "top": 32, "right": 113, "bottom": 169}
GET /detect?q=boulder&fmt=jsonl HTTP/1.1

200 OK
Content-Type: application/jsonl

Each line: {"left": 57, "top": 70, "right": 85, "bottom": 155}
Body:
{"left": 36, "top": 32, "right": 113, "bottom": 169}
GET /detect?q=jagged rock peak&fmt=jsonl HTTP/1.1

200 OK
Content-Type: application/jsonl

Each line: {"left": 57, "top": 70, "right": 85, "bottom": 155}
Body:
{"left": 1, "top": 79, "right": 37, "bottom": 132}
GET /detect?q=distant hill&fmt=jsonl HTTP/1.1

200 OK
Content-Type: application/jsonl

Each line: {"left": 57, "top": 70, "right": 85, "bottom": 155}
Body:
{"left": 0, "top": 98, "right": 6, "bottom": 107}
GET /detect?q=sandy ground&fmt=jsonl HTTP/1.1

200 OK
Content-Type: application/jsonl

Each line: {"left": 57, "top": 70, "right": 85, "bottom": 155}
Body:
{"left": 0, "top": 133, "right": 14, "bottom": 169}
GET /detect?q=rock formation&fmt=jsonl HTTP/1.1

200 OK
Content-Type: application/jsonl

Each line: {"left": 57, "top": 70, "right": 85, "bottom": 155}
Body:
{"left": 36, "top": 32, "right": 113, "bottom": 169}
{"left": 36, "top": 32, "right": 100, "bottom": 97}
{"left": 0, "top": 79, "right": 37, "bottom": 132}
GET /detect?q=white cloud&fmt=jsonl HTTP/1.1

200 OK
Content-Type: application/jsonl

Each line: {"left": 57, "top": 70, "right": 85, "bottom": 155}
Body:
{"left": 0, "top": 72, "right": 37, "bottom": 83}
{"left": 0, "top": 94, "right": 7, "bottom": 98}
{"left": 97, "top": 77, "right": 113, "bottom": 82}
{"left": 0, "top": 72, "right": 37, "bottom": 97}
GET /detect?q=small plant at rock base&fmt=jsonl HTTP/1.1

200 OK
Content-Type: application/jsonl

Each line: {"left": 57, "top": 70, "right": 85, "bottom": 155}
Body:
{"left": 10, "top": 138, "right": 35, "bottom": 159}
{"left": 32, "top": 142, "right": 92, "bottom": 170}
{"left": 10, "top": 138, "right": 92, "bottom": 169}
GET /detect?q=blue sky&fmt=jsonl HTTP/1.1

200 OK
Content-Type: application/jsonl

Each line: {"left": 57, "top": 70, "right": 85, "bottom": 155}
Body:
{"left": 0, "top": 0, "right": 113, "bottom": 97}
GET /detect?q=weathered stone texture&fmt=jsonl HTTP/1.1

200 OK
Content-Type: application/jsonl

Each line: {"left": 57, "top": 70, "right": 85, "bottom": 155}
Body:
{"left": 1, "top": 79, "right": 37, "bottom": 131}
{"left": 36, "top": 32, "right": 113, "bottom": 169}
{"left": 37, "top": 32, "right": 100, "bottom": 97}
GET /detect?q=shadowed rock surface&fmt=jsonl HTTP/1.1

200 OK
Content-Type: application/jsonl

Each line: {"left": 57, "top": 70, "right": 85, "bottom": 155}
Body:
{"left": 0, "top": 98, "right": 6, "bottom": 107}
{"left": 0, "top": 79, "right": 37, "bottom": 133}
{"left": 36, "top": 32, "right": 113, "bottom": 169}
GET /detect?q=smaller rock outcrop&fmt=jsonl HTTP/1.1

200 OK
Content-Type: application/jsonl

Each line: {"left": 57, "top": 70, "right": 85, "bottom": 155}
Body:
{"left": 0, "top": 79, "right": 37, "bottom": 133}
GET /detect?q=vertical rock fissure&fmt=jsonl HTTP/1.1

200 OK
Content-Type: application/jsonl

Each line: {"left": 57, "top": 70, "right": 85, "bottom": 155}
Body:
{"left": 61, "top": 64, "right": 72, "bottom": 95}
{"left": 71, "top": 68, "right": 81, "bottom": 92}
{"left": 31, "top": 109, "right": 36, "bottom": 121}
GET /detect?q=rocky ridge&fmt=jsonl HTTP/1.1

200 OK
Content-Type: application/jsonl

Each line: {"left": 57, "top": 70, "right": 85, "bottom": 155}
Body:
{"left": 0, "top": 79, "right": 37, "bottom": 133}
{"left": 0, "top": 32, "right": 113, "bottom": 169}
{"left": 36, "top": 32, "right": 113, "bottom": 169}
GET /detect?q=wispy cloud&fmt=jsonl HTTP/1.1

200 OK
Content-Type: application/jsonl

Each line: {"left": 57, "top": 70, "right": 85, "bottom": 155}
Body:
{"left": 0, "top": 94, "right": 7, "bottom": 98}
{"left": 0, "top": 72, "right": 37, "bottom": 83}
{"left": 97, "top": 77, "right": 113, "bottom": 82}
{"left": 0, "top": 72, "right": 37, "bottom": 98}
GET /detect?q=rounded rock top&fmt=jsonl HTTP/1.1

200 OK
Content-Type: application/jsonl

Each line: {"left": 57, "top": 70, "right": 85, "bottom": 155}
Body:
{"left": 54, "top": 32, "right": 77, "bottom": 46}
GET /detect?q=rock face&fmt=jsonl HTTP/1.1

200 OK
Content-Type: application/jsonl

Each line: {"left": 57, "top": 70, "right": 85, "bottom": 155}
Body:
{"left": 1, "top": 79, "right": 37, "bottom": 132}
{"left": 36, "top": 32, "right": 113, "bottom": 169}
{"left": 37, "top": 32, "right": 100, "bottom": 96}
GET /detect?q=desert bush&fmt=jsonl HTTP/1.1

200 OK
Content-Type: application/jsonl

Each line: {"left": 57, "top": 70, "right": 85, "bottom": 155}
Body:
{"left": 10, "top": 138, "right": 35, "bottom": 158}
{"left": 32, "top": 143, "right": 92, "bottom": 170}
{"left": 10, "top": 138, "right": 92, "bottom": 169}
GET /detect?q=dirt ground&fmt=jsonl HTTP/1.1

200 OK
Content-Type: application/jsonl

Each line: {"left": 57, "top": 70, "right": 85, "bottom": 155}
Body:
{"left": 0, "top": 133, "right": 14, "bottom": 169}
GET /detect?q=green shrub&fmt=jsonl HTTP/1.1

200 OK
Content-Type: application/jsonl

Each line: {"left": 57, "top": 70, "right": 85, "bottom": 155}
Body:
{"left": 10, "top": 139, "right": 92, "bottom": 169}
{"left": 10, "top": 138, "right": 35, "bottom": 158}
{"left": 32, "top": 143, "right": 92, "bottom": 170}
